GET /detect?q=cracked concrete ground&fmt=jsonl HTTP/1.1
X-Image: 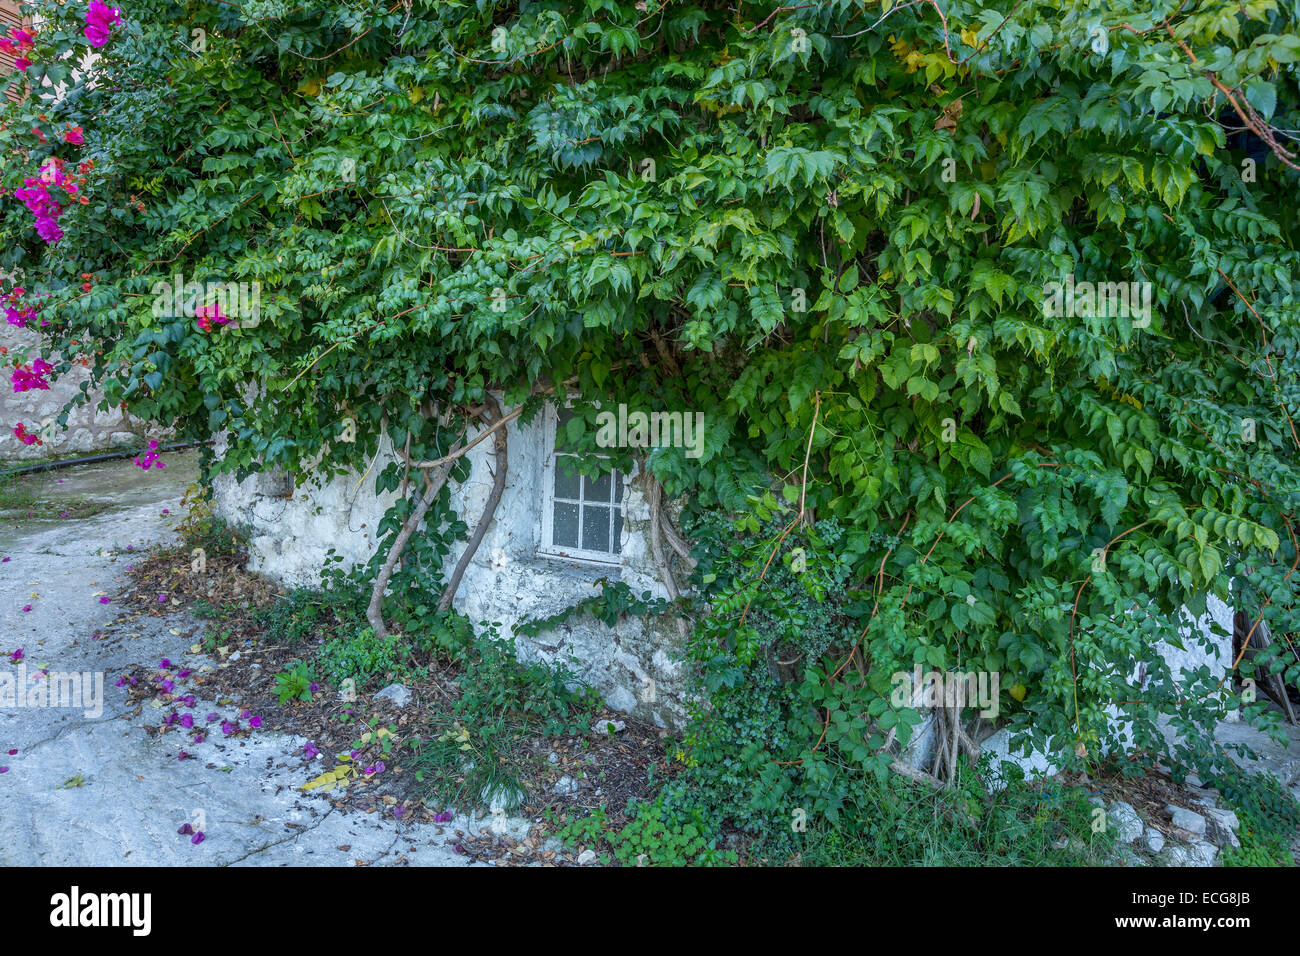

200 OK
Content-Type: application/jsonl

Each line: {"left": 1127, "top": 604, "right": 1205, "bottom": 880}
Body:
{"left": 0, "top": 451, "right": 518, "bottom": 866}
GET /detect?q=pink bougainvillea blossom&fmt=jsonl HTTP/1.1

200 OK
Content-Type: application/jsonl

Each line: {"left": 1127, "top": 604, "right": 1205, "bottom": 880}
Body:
{"left": 194, "top": 303, "right": 231, "bottom": 333}
{"left": 62, "top": 126, "right": 84, "bottom": 146}
{"left": 4, "top": 287, "right": 44, "bottom": 329}
{"left": 0, "top": 27, "right": 34, "bottom": 70}
{"left": 12, "top": 423, "right": 41, "bottom": 446}
{"left": 11, "top": 359, "right": 53, "bottom": 393}
{"left": 14, "top": 161, "right": 79, "bottom": 244}
{"left": 83, "top": 1, "right": 122, "bottom": 48}
{"left": 13, "top": 180, "right": 63, "bottom": 244}
{"left": 134, "top": 440, "right": 165, "bottom": 470}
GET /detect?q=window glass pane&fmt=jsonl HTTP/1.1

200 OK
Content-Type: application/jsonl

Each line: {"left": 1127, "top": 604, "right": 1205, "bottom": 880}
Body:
{"left": 552, "top": 502, "right": 579, "bottom": 548}
{"left": 582, "top": 505, "right": 610, "bottom": 552}
{"left": 584, "top": 470, "right": 611, "bottom": 501}
{"left": 553, "top": 455, "right": 581, "bottom": 500}
{"left": 613, "top": 470, "right": 622, "bottom": 504}
{"left": 613, "top": 511, "right": 623, "bottom": 554}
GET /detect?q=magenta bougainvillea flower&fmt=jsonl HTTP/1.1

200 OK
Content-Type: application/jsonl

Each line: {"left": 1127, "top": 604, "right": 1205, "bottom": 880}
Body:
{"left": 239, "top": 708, "right": 250, "bottom": 720}
{"left": 177, "top": 823, "right": 193, "bottom": 835}
{"left": 63, "top": 126, "right": 84, "bottom": 146}
{"left": 194, "top": 303, "right": 232, "bottom": 333}
{"left": 0, "top": 27, "right": 34, "bottom": 70}
{"left": 98, "top": 596, "right": 111, "bottom": 604}
{"left": 134, "top": 440, "right": 165, "bottom": 470}
{"left": 12, "top": 423, "right": 41, "bottom": 446}
{"left": 14, "top": 179, "right": 65, "bottom": 244}
{"left": 220, "top": 720, "right": 238, "bottom": 735}
{"left": 11, "top": 359, "right": 53, "bottom": 393}
{"left": 433, "top": 811, "right": 452, "bottom": 823}
{"left": 180, "top": 714, "right": 194, "bottom": 729}
{"left": 303, "top": 741, "right": 320, "bottom": 759}
{"left": 249, "top": 715, "right": 262, "bottom": 729}
{"left": 159, "top": 658, "right": 171, "bottom": 669}
{"left": 9, "top": 649, "right": 23, "bottom": 662}
{"left": 191, "top": 831, "right": 205, "bottom": 845}
{"left": 83, "top": 1, "right": 122, "bottom": 48}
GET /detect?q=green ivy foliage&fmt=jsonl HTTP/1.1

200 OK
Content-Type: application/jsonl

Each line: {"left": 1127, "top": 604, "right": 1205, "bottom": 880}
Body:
{"left": 3, "top": 1, "right": 1299, "bottom": 777}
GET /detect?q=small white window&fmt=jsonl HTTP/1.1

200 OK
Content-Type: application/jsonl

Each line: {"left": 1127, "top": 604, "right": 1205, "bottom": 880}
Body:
{"left": 540, "top": 405, "right": 624, "bottom": 565}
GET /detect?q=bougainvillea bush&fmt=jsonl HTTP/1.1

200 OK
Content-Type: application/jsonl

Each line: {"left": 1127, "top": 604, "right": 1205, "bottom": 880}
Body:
{"left": 2, "top": 0, "right": 1298, "bottom": 815}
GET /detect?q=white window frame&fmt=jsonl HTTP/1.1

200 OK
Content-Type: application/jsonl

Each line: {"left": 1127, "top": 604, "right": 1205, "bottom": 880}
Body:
{"left": 538, "top": 403, "right": 626, "bottom": 566}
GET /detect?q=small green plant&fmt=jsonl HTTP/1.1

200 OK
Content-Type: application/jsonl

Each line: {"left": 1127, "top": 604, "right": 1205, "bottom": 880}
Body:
{"left": 1213, "top": 769, "right": 1300, "bottom": 867}
{"left": 274, "top": 660, "right": 318, "bottom": 705}
{"left": 556, "top": 796, "right": 738, "bottom": 867}
{"left": 318, "top": 626, "right": 410, "bottom": 689}
{"left": 405, "top": 606, "right": 475, "bottom": 660}
{"left": 191, "top": 598, "right": 238, "bottom": 621}
{"left": 254, "top": 578, "right": 367, "bottom": 644}
{"left": 201, "top": 629, "right": 234, "bottom": 654}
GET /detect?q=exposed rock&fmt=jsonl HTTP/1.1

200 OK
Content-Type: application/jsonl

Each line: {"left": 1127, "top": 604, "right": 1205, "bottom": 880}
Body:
{"left": 576, "top": 849, "right": 597, "bottom": 865}
{"left": 1164, "top": 839, "right": 1218, "bottom": 867}
{"left": 1188, "top": 840, "right": 1218, "bottom": 866}
{"left": 1165, "top": 804, "right": 1207, "bottom": 837}
{"left": 1203, "top": 806, "right": 1239, "bottom": 833}
{"left": 1144, "top": 830, "right": 1165, "bottom": 854}
{"left": 592, "top": 717, "right": 626, "bottom": 735}
{"left": 375, "top": 683, "right": 412, "bottom": 708}
{"left": 1109, "top": 801, "right": 1144, "bottom": 844}
{"left": 552, "top": 775, "right": 580, "bottom": 795}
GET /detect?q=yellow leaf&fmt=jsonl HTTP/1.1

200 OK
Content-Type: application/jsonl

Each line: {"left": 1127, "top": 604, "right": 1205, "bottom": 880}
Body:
{"left": 301, "top": 770, "right": 339, "bottom": 792}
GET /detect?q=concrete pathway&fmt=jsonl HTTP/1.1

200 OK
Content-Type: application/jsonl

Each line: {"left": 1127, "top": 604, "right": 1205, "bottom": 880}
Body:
{"left": 0, "top": 452, "right": 509, "bottom": 866}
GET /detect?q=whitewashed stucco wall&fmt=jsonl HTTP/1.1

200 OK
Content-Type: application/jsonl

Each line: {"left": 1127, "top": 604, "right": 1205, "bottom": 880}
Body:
{"left": 211, "top": 402, "right": 688, "bottom": 727}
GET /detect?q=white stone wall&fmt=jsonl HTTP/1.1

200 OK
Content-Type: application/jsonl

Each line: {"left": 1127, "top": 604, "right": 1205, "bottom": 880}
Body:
{"left": 211, "top": 402, "right": 688, "bottom": 728}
